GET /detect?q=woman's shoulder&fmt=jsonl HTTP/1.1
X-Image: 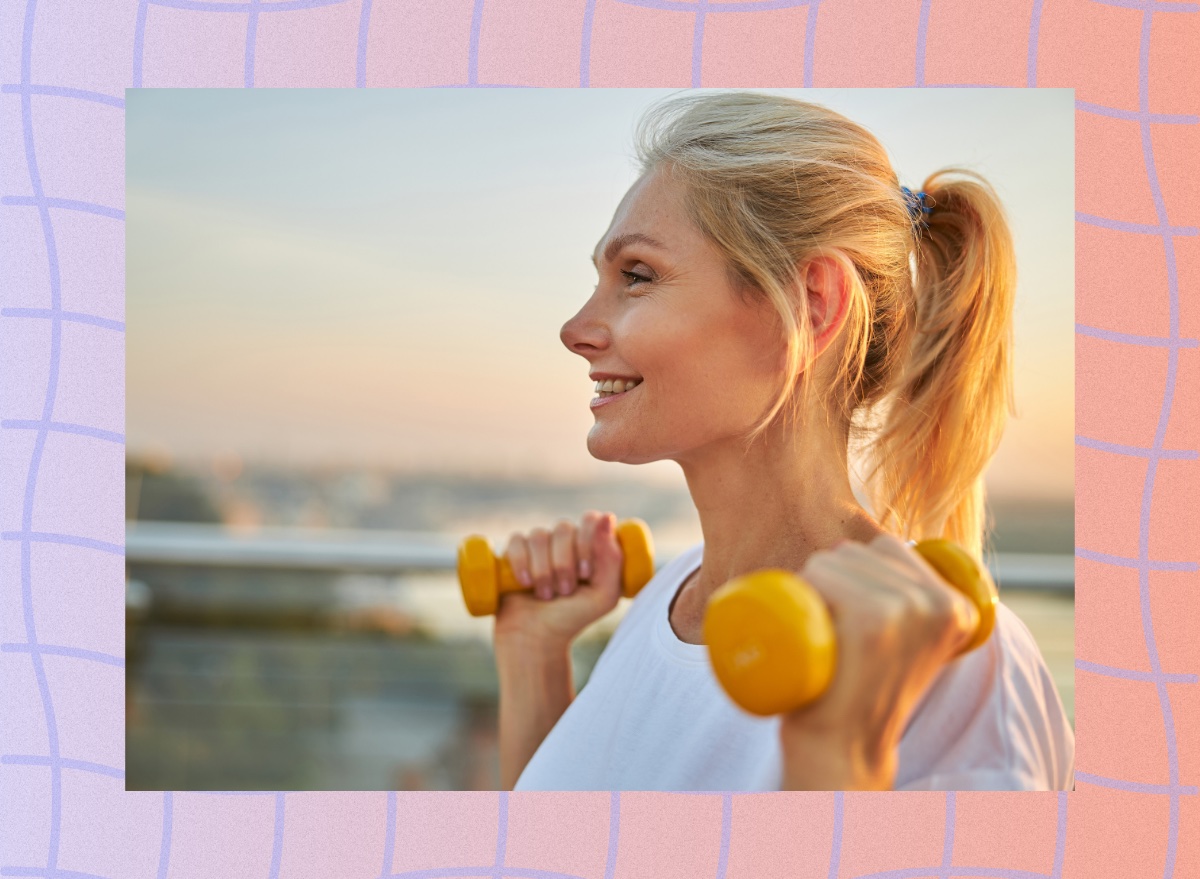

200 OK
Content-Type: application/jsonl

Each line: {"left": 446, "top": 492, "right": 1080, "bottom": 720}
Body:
{"left": 896, "top": 598, "right": 1075, "bottom": 790}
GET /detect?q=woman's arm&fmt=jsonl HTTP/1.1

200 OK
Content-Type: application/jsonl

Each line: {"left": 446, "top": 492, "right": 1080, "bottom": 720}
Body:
{"left": 490, "top": 512, "right": 627, "bottom": 789}
{"left": 495, "top": 634, "right": 576, "bottom": 790}
{"left": 778, "top": 535, "right": 981, "bottom": 790}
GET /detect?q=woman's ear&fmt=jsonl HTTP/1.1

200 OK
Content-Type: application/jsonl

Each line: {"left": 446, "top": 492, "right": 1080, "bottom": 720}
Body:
{"left": 802, "top": 255, "right": 851, "bottom": 355}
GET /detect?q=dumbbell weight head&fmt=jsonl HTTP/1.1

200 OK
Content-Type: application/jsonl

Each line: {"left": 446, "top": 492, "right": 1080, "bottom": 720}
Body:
{"left": 703, "top": 568, "right": 836, "bottom": 717}
{"left": 703, "top": 538, "right": 998, "bottom": 717}
{"left": 910, "top": 538, "right": 997, "bottom": 654}
{"left": 457, "top": 517, "right": 656, "bottom": 617}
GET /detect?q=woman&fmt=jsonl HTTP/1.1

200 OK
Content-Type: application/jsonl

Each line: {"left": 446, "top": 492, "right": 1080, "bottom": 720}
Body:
{"left": 493, "top": 91, "right": 1074, "bottom": 791}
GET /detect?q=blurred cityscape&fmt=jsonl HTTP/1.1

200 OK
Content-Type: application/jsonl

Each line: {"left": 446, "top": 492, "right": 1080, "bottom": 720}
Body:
{"left": 125, "top": 453, "right": 1074, "bottom": 791}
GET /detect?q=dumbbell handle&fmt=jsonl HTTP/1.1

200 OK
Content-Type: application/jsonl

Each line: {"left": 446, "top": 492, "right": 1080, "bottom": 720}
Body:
{"left": 457, "top": 518, "right": 655, "bottom": 617}
{"left": 703, "top": 538, "right": 998, "bottom": 717}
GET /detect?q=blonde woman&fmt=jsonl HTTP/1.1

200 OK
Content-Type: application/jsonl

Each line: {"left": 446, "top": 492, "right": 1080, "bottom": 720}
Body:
{"left": 493, "top": 91, "right": 1074, "bottom": 791}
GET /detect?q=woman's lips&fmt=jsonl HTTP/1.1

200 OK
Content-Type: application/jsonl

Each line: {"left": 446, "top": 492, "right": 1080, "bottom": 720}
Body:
{"left": 589, "top": 383, "right": 639, "bottom": 409}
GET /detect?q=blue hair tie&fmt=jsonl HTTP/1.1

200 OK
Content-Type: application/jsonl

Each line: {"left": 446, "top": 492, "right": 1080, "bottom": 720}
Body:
{"left": 900, "top": 185, "right": 932, "bottom": 230}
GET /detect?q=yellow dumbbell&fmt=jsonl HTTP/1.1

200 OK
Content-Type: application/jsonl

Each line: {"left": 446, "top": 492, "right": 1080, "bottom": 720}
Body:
{"left": 702, "top": 538, "right": 998, "bottom": 717}
{"left": 457, "top": 518, "right": 656, "bottom": 617}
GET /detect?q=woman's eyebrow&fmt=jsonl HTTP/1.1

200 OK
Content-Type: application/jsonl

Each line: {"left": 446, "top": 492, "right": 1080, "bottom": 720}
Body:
{"left": 590, "top": 232, "right": 667, "bottom": 267}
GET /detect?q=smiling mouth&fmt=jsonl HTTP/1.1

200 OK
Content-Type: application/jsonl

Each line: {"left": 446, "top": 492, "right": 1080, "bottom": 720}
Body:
{"left": 590, "top": 383, "right": 640, "bottom": 407}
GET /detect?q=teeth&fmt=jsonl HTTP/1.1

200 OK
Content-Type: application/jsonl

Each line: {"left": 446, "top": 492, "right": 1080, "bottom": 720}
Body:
{"left": 593, "top": 377, "right": 642, "bottom": 395}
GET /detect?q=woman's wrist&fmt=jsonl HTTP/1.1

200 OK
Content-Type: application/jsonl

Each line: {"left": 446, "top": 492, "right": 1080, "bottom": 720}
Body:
{"left": 494, "top": 631, "right": 575, "bottom": 706}
{"left": 780, "top": 726, "right": 898, "bottom": 791}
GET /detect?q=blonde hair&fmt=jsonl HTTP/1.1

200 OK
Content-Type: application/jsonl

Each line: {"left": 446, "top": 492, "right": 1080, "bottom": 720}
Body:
{"left": 632, "top": 91, "right": 1016, "bottom": 559}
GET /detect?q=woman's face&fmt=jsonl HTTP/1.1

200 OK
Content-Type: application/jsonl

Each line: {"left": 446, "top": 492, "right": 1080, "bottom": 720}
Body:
{"left": 559, "top": 166, "right": 787, "bottom": 467}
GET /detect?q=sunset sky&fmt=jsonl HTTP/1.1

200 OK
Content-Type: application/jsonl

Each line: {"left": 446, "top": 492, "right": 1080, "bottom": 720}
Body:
{"left": 127, "top": 88, "right": 1073, "bottom": 500}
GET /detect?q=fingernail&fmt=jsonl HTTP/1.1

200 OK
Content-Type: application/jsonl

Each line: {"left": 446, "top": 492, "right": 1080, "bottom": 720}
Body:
{"left": 518, "top": 569, "right": 532, "bottom": 587}
{"left": 579, "top": 559, "right": 591, "bottom": 579}
{"left": 558, "top": 576, "right": 571, "bottom": 595}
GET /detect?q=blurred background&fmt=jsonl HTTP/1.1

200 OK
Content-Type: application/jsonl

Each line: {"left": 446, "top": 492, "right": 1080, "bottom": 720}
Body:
{"left": 126, "top": 88, "right": 1075, "bottom": 791}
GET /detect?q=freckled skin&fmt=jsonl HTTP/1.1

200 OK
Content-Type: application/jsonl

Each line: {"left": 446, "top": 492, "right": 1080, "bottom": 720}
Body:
{"left": 560, "top": 167, "right": 786, "bottom": 469}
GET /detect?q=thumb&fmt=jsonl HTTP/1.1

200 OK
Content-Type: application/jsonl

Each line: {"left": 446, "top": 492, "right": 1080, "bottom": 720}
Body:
{"left": 589, "top": 514, "right": 624, "bottom": 596}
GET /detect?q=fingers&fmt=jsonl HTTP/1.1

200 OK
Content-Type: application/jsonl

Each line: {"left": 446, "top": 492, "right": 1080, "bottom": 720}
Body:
{"left": 577, "top": 510, "right": 604, "bottom": 583}
{"left": 826, "top": 537, "right": 980, "bottom": 658}
{"left": 501, "top": 511, "right": 622, "bottom": 605}
{"left": 551, "top": 519, "right": 578, "bottom": 597}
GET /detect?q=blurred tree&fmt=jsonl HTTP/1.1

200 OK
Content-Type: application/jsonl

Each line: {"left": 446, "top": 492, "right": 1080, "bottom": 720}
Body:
{"left": 127, "top": 458, "right": 221, "bottom": 522}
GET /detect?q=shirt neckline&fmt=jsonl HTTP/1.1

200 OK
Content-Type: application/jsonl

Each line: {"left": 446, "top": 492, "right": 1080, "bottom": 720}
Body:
{"left": 653, "top": 545, "right": 709, "bottom": 665}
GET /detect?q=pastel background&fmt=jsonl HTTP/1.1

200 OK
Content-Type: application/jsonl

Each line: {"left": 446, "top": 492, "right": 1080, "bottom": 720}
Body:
{"left": 0, "top": 0, "right": 1196, "bottom": 877}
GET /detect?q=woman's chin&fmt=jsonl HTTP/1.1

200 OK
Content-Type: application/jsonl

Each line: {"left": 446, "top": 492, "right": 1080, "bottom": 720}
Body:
{"left": 586, "top": 430, "right": 635, "bottom": 464}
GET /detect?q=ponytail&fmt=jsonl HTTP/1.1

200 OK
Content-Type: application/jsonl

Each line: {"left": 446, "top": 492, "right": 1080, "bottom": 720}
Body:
{"left": 625, "top": 92, "right": 1016, "bottom": 560}
{"left": 861, "top": 168, "right": 1017, "bottom": 559}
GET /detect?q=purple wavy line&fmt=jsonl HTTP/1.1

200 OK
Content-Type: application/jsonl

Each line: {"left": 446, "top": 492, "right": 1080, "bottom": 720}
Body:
{"left": 604, "top": 791, "right": 620, "bottom": 879}
{"left": 156, "top": 792, "right": 172, "bottom": 879}
{"left": 1075, "top": 323, "right": 1199, "bottom": 348}
{"left": 715, "top": 793, "right": 731, "bottom": 878}
{"left": 147, "top": 0, "right": 350, "bottom": 11}
{"left": 0, "top": 868, "right": 115, "bottom": 879}
{"left": 1074, "top": 772, "right": 1198, "bottom": 796}
{"left": 494, "top": 792, "right": 508, "bottom": 878}
{"left": 14, "top": 1, "right": 65, "bottom": 872}
{"left": 1, "top": 309, "right": 126, "bottom": 332}
{"left": 1133, "top": 8, "right": 1192, "bottom": 874}
{"left": 609, "top": 0, "right": 816, "bottom": 12}
{"left": 1075, "top": 435, "right": 1197, "bottom": 460}
{"left": 826, "top": 791, "right": 843, "bottom": 879}
{"left": 0, "top": 84, "right": 124, "bottom": 108}
{"left": 1, "top": 755, "right": 124, "bottom": 779}
{"left": 1076, "top": 659, "right": 1198, "bottom": 684}
{"left": 186, "top": 790, "right": 282, "bottom": 795}
{"left": 380, "top": 790, "right": 396, "bottom": 878}
{"left": 1075, "top": 547, "right": 1198, "bottom": 572}
{"left": 914, "top": 0, "right": 931, "bottom": 86}
{"left": 1076, "top": 211, "right": 1198, "bottom": 237}
{"left": 580, "top": 0, "right": 596, "bottom": 86}
{"left": 384, "top": 870, "right": 588, "bottom": 879}
{"left": 803, "top": 1, "right": 819, "bottom": 86}
{"left": 1027, "top": 0, "right": 1044, "bottom": 85}
{"left": 1, "top": 643, "right": 125, "bottom": 668}
{"left": 1, "top": 196, "right": 124, "bottom": 220}
{"left": 1090, "top": 0, "right": 1198, "bottom": 11}
{"left": 846, "top": 866, "right": 1051, "bottom": 879}
{"left": 1076, "top": 99, "right": 1198, "bottom": 124}
{"left": 2, "top": 420, "right": 125, "bottom": 445}
{"left": 356, "top": 0, "right": 372, "bottom": 87}
{"left": 692, "top": 0, "right": 707, "bottom": 86}
{"left": 1051, "top": 792, "right": 1066, "bottom": 878}
{"left": 245, "top": 0, "right": 260, "bottom": 87}
{"left": 468, "top": 0, "right": 484, "bottom": 86}
{"left": 1, "top": 532, "right": 124, "bottom": 555}
{"left": 939, "top": 792, "right": 954, "bottom": 877}
{"left": 269, "top": 793, "right": 285, "bottom": 879}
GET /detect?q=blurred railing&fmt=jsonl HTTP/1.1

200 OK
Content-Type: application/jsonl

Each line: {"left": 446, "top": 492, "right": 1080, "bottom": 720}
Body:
{"left": 125, "top": 520, "right": 1075, "bottom": 590}
{"left": 124, "top": 521, "right": 1074, "bottom": 791}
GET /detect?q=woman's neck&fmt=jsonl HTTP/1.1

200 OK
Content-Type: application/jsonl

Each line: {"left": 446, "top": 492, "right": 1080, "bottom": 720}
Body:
{"left": 668, "top": 423, "right": 884, "bottom": 644}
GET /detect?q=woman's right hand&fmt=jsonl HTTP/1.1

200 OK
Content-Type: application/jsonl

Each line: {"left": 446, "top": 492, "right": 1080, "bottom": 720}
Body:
{"left": 492, "top": 510, "right": 626, "bottom": 649}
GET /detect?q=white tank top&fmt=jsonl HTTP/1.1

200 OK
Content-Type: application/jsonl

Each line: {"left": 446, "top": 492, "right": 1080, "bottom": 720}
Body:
{"left": 513, "top": 542, "right": 1074, "bottom": 791}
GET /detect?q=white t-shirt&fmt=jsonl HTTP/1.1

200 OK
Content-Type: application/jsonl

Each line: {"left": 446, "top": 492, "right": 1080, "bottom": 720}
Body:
{"left": 514, "top": 541, "right": 1075, "bottom": 791}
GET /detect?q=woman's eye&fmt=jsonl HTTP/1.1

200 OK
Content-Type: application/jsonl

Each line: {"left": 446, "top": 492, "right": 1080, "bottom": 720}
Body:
{"left": 621, "top": 270, "right": 651, "bottom": 287}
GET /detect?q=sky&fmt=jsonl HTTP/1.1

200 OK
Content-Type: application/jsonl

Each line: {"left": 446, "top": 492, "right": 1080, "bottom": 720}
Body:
{"left": 127, "top": 88, "right": 1074, "bottom": 500}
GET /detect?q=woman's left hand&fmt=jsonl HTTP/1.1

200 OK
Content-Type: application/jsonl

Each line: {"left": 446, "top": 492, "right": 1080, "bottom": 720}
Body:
{"left": 778, "top": 533, "right": 981, "bottom": 790}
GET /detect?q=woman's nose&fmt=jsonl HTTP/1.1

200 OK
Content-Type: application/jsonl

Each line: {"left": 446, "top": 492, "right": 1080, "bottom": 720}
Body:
{"left": 560, "top": 301, "right": 607, "bottom": 358}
